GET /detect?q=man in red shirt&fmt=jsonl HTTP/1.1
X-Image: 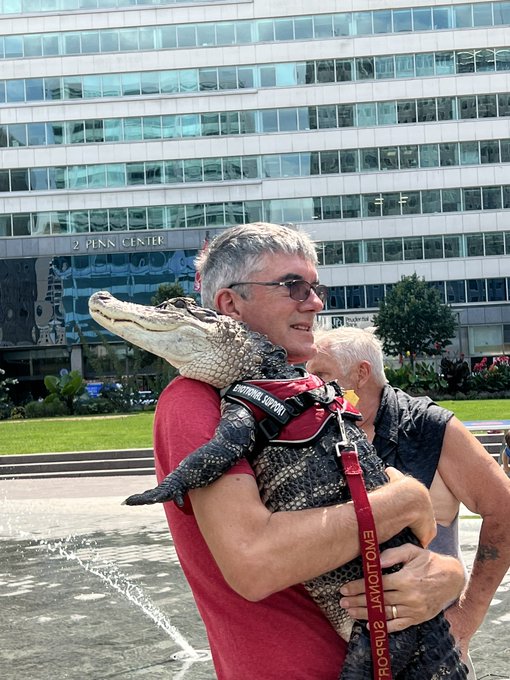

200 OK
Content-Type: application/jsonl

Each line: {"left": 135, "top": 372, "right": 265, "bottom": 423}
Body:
{"left": 154, "top": 222, "right": 465, "bottom": 679}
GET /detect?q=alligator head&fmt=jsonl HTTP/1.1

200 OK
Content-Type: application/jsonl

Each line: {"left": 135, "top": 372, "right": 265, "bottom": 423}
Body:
{"left": 88, "top": 291, "right": 292, "bottom": 388}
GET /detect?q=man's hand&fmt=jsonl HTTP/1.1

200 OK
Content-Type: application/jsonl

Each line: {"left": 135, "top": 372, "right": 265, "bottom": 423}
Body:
{"left": 339, "top": 544, "right": 465, "bottom": 633}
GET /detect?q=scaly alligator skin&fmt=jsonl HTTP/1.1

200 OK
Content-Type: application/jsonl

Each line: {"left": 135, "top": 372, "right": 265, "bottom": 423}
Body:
{"left": 88, "top": 291, "right": 467, "bottom": 680}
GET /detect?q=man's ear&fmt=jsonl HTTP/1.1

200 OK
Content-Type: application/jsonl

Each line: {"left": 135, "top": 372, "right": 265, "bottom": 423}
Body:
{"left": 215, "top": 288, "right": 244, "bottom": 320}
{"left": 357, "top": 360, "right": 372, "bottom": 387}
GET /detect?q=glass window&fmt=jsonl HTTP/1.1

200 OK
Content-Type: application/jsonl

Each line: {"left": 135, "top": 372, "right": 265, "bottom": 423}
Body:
{"left": 263, "top": 156, "right": 280, "bottom": 178}
{"left": 356, "top": 57, "right": 374, "bottom": 80}
{"left": 360, "top": 148, "right": 378, "bottom": 171}
{"left": 342, "top": 195, "right": 360, "bottom": 218}
{"left": 379, "top": 147, "right": 398, "bottom": 170}
{"left": 177, "top": 25, "right": 196, "bottom": 48}
{"left": 338, "top": 104, "right": 355, "bottom": 127}
{"left": 440, "top": 143, "right": 459, "bottom": 166}
{"left": 103, "top": 119, "right": 122, "bottom": 142}
{"left": 467, "top": 279, "right": 487, "bottom": 302}
{"left": 81, "top": 31, "right": 100, "bottom": 53}
{"left": 437, "top": 97, "right": 455, "bottom": 120}
{"left": 26, "top": 78, "right": 44, "bottom": 101}
{"left": 217, "top": 21, "right": 237, "bottom": 45}
{"left": 375, "top": 56, "right": 395, "bottom": 79}
{"left": 466, "top": 233, "right": 484, "bottom": 255}
{"left": 90, "top": 209, "right": 107, "bottom": 232}
{"left": 323, "top": 241, "right": 343, "bottom": 265}
{"left": 295, "top": 16, "right": 314, "bottom": 39}
{"left": 344, "top": 241, "right": 362, "bottom": 263}
{"left": 435, "top": 51, "right": 455, "bottom": 75}
{"left": 141, "top": 72, "right": 160, "bottom": 95}
{"left": 454, "top": 4, "right": 473, "bottom": 27}
{"left": 397, "top": 100, "right": 416, "bottom": 123}
{"left": 313, "top": 15, "right": 333, "bottom": 38}
{"left": 357, "top": 103, "right": 377, "bottom": 126}
{"left": 456, "top": 50, "right": 475, "bottom": 73}
{"left": 346, "top": 286, "right": 366, "bottom": 309}
{"left": 459, "top": 141, "right": 479, "bottom": 164}
{"left": 446, "top": 280, "right": 465, "bottom": 303}
{"left": 42, "top": 34, "right": 59, "bottom": 56}
{"left": 142, "top": 116, "right": 161, "bottom": 140}
{"left": 318, "top": 106, "right": 337, "bottom": 128}
{"left": 322, "top": 196, "right": 342, "bottom": 220}
{"left": 480, "top": 140, "right": 500, "bottom": 163}
{"left": 101, "top": 74, "right": 121, "bottom": 97}
{"left": 373, "top": 10, "right": 392, "bottom": 34}
{"left": 6, "top": 79, "right": 25, "bottom": 102}
{"left": 365, "top": 239, "right": 383, "bottom": 262}
{"left": 27, "top": 122, "right": 47, "bottom": 146}
{"left": 399, "top": 145, "right": 418, "bottom": 168}
{"left": 478, "top": 94, "right": 497, "bottom": 117}
{"left": 218, "top": 67, "right": 238, "bottom": 90}
{"left": 261, "top": 109, "right": 278, "bottom": 132}
{"left": 417, "top": 98, "right": 437, "bottom": 122}
{"left": 377, "top": 100, "right": 397, "bottom": 124}
{"left": 12, "top": 213, "right": 31, "bottom": 236}
{"left": 203, "top": 158, "right": 222, "bottom": 182}
{"left": 487, "top": 279, "right": 506, "bottom": 302}
{"left": 458, "top": 95, "right": 477, "bottom": 119}
{"left": 420, "top": 144, "right": 439, "bottom": 167}
{"left": 195, "top": 24, "right": 215, "bottom": 47}
{"left": 198, "top": 68, "right": 217, "bottom": 92}
{"left": 433, "top": 7, "right": 453, "bottom": 29}
{"left": 336, "top": 59, "right": 353, "bottom": 82}
{"left": 328, "top": 286, "right": 345, "bottom": 310}
{"left": 394, "top": 54, "right": 414, "bottom": 78}
{"left": 123, "top": 117, "right": 142, "bottom": 141}
{"left": 483, "top": 186, "right": 502, "bottom": 209}
{"left": 421, "top": 189, "right": 441, "bottom": 213}
{"left": 384, "top": 238, "right": 403, "bottom": 261}
{"left": 362, "top": 194, "right": 382, "bottom": 217}
{"left": 404, "top": 237, "right": 423, "bottom": 260}
{"left": 333, "top": 13, "right": 351, "bottom": 36}
{"left": 476, "top": 48, "right": 495, "bottom": 72}
{"left": 270, "top": 108, "right": 293, "bottom": 132}
{"left": 340, "top": 149, "right": 358, "bottom": 173}
{"left": 164, "top": 161, "right": 183, "bottom": 184}
{"left": 121, "top": 73, "right": 140, "bottom": 96}
{"left": 401, "top": 191, "right": 420, "bottom": 214}
{"left": 485, "top": 232, "right": 505, "bottom": 255}
{"left": 494, "top": 2, "right": 510, "bottom": 24}
{"left": 413, "top": 7, "right": 432, "bottom": 30}
{"left": 393, "top": 9, "right": 413, "bottom": 32}
{"left": 382, "top": 193, "right": 401, "bottom": 216}
{"left": 179, "top": 70, "right": 198, "bottom": 93}
{"left": 415, "top": 53, "right": 435, "bottom": 76}
{"left": 473, "top": 3, "right": 493, "bottom": 26}
{"left": 100, "top": 30, "right": 119, "bottom": 52}
{"left": 496, "top": 48, "right": 510, "bottom": 71}
{"left": 498, "top": 93, "right": 510, "bottom": 116}
{"left": 280, "top": 153, "right": 300, "bottom": 177}
{"left": 316, "top": 60, "right": 335, "bottom": 83}
{"left": 259, "top": 65, "right": 276, "bottom": 88}
{"left": 201, "top": 112, "right": 220, "bottom": 136}
{"left": 366, "top": 284, "right": 385, "bottom": 307}
{"left": 352, "top": 12, "right": 372, "bottom": 35}
{"left": 424, "top": 236, "right": 443, "bottom": 259}
{"left": 221, "top": 111, "right": 241, "bottom": 135}
{"left": 442, "top": 188, "right": 461, "bottom": 212}
{"left": 8, "top": 124, "right": 27, "bottom": 146}
{"left": 238, "top": 67, "right": 254, "bottom": 89}
{"left": 24, "top": 34, "right": 43, "bottom": 57}
{"left": 320, "top": 151, "right": 339, "bottom": 174}
{"left": 444, "top": 235, "right": 461, "bottom": 257}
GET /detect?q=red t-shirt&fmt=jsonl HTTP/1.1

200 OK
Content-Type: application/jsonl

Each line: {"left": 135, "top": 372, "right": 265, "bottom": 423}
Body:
{"left": 154, "top": 376, "right": 347, "bottom": 679}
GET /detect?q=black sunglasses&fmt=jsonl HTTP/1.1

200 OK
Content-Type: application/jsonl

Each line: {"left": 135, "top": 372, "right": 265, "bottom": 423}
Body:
{"left": 228, "top": 279, "right": 328, "bottom": 303}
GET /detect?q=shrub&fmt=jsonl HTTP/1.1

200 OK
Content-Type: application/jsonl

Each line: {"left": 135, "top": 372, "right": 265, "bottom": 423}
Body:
{"left": 74, "top": 398, "right": 116, "bottom": 415}
{"left": 467, "top": 356, "right": 510, "bottom": 393}
{"left": 25, "top": 399, "right": 70, "bottom": 419}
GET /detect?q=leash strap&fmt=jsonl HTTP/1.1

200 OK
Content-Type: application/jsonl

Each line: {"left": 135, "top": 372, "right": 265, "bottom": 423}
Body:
{"left": 337, "top": 437, "right": 393, "bottom": 680}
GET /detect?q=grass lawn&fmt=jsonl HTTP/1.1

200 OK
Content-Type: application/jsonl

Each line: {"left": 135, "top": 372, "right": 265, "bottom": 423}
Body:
{"left": 436, "top": 399, "right": 509, "bottom": 422}
{"left": 0, "top": 399, "right": 508, "bottom": 456}
{"left": 0, "top": 412, "right": 154, "bottom": 455}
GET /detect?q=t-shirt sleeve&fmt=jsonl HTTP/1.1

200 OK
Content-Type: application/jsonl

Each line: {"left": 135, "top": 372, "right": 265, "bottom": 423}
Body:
{"left": 153, "top": 377, "right": 255, "bottom": 502}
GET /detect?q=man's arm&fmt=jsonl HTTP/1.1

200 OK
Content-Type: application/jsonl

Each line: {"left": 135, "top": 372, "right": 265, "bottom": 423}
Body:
{"left": 438, "top": 417, "right": 510, "bottom": 656}
{"left": 189, "top": 467, "right": 436, "bottom": 601}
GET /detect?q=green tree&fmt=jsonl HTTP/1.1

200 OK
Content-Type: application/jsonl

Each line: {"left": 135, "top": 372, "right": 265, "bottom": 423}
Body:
{"left": 151, "top": 281, "right": 187, "bottom": 306}
{"left": 373, "top": 274, "right": 456, "bottom": 366}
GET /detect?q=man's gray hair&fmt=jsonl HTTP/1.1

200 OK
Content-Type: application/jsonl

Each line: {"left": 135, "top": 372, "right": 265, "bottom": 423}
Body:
{"left": 196, "top": 223, "right": 318, "bottom": 309}
{"left": 314, "top": 326, "right": 388, "bottom": 388}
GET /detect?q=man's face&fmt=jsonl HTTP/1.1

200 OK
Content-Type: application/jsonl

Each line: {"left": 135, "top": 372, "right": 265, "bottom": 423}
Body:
{"left": 306, "top": 349, "right": 355, "bottom": 388}
{"left": 227, "top": 253, "right": 324, "bottom": 364}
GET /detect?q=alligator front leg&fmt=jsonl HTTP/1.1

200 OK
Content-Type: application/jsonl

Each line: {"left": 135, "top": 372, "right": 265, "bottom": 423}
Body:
{"left": 124, "top": 402, "right": 257, "bottom": 506}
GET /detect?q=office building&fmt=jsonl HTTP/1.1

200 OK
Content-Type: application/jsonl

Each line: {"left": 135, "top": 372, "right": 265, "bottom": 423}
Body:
{"left": 1, "top": 0, "right": 509, "bottom": 393}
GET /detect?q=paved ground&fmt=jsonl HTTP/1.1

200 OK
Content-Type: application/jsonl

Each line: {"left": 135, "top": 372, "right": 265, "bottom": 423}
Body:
{"left": 0, "top": 475, "right": 508, "bottom": 679}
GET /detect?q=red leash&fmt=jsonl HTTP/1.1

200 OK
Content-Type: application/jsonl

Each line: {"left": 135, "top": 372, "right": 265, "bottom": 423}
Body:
{"left": 337, "top": 442, "right": 393, "bottom": 680}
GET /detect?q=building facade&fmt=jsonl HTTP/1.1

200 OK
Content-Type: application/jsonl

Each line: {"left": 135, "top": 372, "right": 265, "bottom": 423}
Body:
{"left": 1, "top": 0, "right": 509, "bottom": 394}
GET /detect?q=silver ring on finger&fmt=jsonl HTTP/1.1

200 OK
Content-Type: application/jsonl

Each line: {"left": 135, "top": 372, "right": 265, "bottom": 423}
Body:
{"left": 392, "top": 605, "right": 398, "bottom": 620}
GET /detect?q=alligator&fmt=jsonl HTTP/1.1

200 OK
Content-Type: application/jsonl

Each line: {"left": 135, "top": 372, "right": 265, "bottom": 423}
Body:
{"left": 88, "top": 291, "right": 467, "bottom": 680}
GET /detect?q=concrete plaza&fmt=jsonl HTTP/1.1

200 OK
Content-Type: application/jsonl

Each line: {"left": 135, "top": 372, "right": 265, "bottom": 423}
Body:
{"left": 0, "top": 475, "right": 508, "bottom": 679}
